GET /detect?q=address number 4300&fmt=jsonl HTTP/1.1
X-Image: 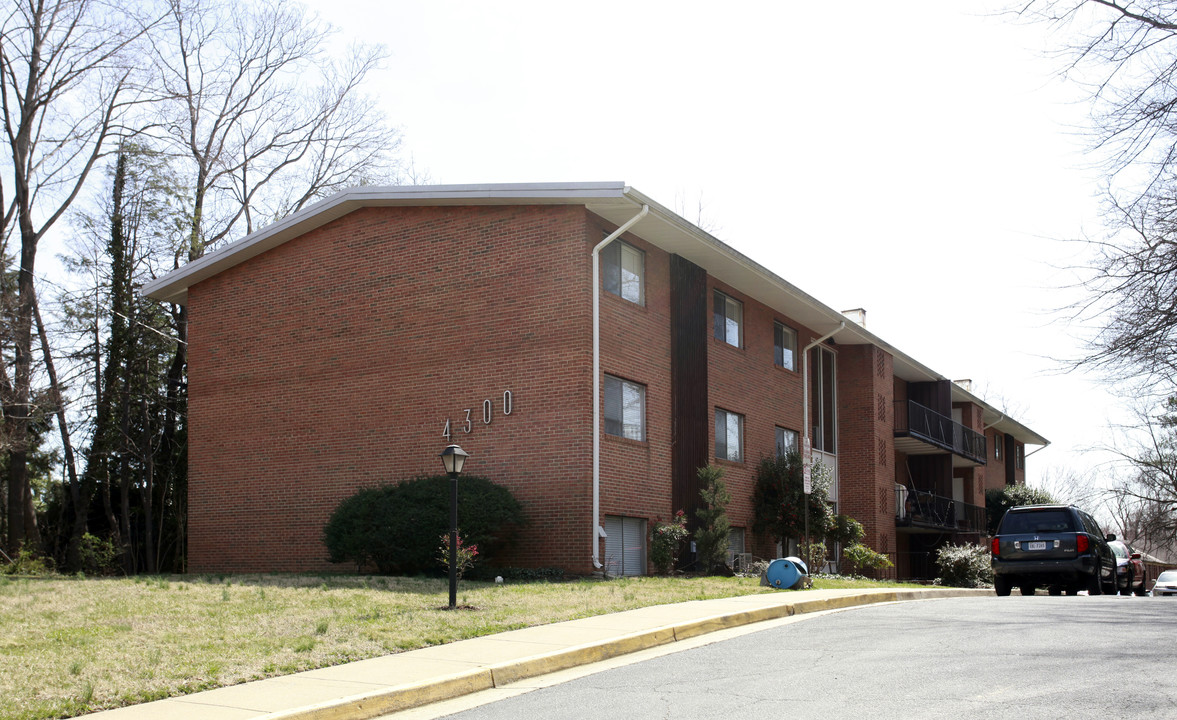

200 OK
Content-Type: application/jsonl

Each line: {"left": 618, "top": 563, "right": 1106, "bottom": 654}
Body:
{"left": 442, "top": 390, "right": 513, "bottom": 440}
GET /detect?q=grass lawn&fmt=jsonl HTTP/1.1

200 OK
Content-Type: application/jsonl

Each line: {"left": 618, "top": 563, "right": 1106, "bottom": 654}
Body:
{"left": 1, "top": 572, "right": 922, "bottom": 720}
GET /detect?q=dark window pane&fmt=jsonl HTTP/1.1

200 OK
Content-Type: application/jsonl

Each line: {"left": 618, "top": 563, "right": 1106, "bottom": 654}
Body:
{"left": 604, "top": 375, "right": 621, "bottom": 436}
{"left": 602, "top": 242, "right": 620, "bottom": 297}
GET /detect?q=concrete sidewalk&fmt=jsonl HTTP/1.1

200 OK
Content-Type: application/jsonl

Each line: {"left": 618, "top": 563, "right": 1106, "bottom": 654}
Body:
{"left": 88, "top": 586, "right": 987, "bottom": 720}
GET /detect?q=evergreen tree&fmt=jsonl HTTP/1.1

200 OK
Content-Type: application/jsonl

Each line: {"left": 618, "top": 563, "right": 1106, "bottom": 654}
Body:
{"left": 694, "top": 465, "right": 731, "bottom": 574}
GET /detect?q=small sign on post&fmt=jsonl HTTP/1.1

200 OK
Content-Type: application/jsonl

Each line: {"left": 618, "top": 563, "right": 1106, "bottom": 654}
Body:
{"left": 802, "top": 436, "right": 812, "bottom": 495}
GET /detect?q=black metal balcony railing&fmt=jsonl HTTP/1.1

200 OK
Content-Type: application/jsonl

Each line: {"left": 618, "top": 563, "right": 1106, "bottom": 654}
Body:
{"left": 894, "top": 400, "right": 987, "bottom": 465}
{"left": 895, "top": 484, "right": 985, "bottom": 534}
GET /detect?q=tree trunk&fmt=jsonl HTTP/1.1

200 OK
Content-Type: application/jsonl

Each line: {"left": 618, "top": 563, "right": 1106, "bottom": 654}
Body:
{"left": 34, "top": 296, "right": 85, "bottom": 570}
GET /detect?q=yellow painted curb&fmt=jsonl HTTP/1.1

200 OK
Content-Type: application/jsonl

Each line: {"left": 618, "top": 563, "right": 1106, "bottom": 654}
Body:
{"left": 489, "top": 627, "right": 677, "bottom": 686}
{"left": 258, "top": 668, "right": 493, "bottom": 720}
{"left": 672, "top": 603, "right": 795, "bottom": 641}
{"left": 255, "top": 588, "right": 987, "bottom": 720}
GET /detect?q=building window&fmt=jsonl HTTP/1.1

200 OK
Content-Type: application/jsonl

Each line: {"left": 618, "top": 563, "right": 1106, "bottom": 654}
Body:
{"left": 1015, "top": 444, "right": 1025, "bottom": 470}
{"left": 994, "top": 434, "right": 1002, "bottom": 460}
{"left": 715, "top": 409, "right": 744, "bottom": 462}
{"left": 604, "top": 375, "right": 645, "bottom": 441}
{"left": 601, "top": 239, "right": 644, "bottom": 305}
{"left": 774, "top": 322, "right": 797, "bottom": 371}
{"left": 809, "top": 346, "right": 837, "bottom": 453}
{"left": 776, "top": 427, "right": 799, "bottom": 456}
{"left": 713, "top": 290, "right": 742, "bottom": 347}
{"left": 604, "top": 515, "right": 646, "bottom": 577}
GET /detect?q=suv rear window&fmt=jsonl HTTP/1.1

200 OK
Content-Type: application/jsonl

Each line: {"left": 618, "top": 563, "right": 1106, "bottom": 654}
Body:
{"left": 999, "top": 510, "right": 1075, "bottom": 534}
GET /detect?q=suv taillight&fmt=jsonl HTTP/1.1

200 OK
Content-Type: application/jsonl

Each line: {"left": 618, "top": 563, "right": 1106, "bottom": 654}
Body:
{"left": 1077, "top": 534, "right": 1090, "bottom": 553}
{"left": 991, "top": 537, "right": 1000, "bottom": 556}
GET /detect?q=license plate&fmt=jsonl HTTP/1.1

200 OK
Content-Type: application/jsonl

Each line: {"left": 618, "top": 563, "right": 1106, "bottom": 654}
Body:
{"left": 1027, "top": 541, "right": 1047, "bottom": 551}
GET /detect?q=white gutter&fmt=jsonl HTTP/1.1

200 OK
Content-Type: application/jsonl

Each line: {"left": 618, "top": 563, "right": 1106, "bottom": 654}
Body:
{"left": 983, "top": 414, "right": 1005, "bottom": 430}
{"left": 1025, "top": 441, "right": 1050, "bottom": 458}
{"left": 592, "top": 205, "right": 648, "bottom": 570}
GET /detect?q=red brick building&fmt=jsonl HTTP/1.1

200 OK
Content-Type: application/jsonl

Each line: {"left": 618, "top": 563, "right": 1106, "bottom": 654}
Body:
{"left": 144, "top": 182, "right": 1047, "bottom": 578}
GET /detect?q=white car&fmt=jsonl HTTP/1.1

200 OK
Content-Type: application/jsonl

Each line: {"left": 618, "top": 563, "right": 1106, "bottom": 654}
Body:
{"left": 1152, "top": 569, "right": 1177, "bottom": 596}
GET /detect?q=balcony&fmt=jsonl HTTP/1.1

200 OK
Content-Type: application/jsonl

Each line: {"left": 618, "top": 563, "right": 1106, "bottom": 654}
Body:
{"left": 895, "top": 484, "right": 985, "bottom": 534}
{"left": 893, "top": 400, "right": 987, "bottom": 466}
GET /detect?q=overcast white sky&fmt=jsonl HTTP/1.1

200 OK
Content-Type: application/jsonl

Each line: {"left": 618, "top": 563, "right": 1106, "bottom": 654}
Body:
{"left": 301, "top": 0, "right": 1128, "bottom": 489}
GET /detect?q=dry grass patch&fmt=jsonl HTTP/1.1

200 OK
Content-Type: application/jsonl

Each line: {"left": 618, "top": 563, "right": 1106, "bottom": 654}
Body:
{"left": 1, "top": 573, "right": 771, "bottom": 719}
{"left": 0, "top": 572, "right": 922, "bottom": 719}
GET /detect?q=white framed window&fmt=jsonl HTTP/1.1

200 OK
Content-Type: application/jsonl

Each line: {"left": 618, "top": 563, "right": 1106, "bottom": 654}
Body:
{"left": 604, "top": 515, "right": 646, "bottom": 577}
{"left": 776, "top": 427, "right": 799, "bottom": 456}
{"left": 713, "top": 290, "right": 742, "bottom": 347}
{"left": 994, "top": 434, "right": 1003, "bottom": 460}
{"left": 601, "top": 239, "right": 645, "bottom": 305}
{"left": 774, "top": 322, "right": 797, "bottom": 371}
{"left": 715, "top": 408, "right": 744, "bottom": 462}
{"left": 1015, "top": 443, "right": 1024, "bottom": 470}
{"left": 604, "top": 375, "right": 646, "bottom": 441}
{"left": 810, "top": 345, "right": 837, "bottom": 454}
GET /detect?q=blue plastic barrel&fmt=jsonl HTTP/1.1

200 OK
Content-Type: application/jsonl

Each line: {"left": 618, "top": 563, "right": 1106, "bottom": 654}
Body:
{"left": 765, "top": 557, "right": 804, "bottom": 589}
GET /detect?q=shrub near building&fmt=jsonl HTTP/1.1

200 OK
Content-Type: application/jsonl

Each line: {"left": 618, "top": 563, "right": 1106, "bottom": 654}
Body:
{"left": 323, "top": 475, "right": 524, "bottom": 575}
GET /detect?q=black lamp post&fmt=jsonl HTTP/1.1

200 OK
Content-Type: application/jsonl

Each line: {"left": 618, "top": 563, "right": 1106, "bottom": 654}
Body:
{"left": 440, "top": 444, "right": 469, "bottom": 610}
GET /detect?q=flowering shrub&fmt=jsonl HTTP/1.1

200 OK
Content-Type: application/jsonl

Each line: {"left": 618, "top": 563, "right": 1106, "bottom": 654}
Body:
{"left": 935, "top": 543, "right": 993, "bottom": 588}
{"left": 649, "top": 510, "right": 689, "bottom": 575}
{"left": 438, "top": 533, "right": 479, "bottom": 580}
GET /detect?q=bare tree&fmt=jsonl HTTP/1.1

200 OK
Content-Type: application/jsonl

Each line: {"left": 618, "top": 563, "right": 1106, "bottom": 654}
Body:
{"left": 1100, "top": 399, "right": 1177, "bottom": 557}
{"left": 0, "top": 0, "right": 154, "bottom": 552}
{"left": 1033, "top": 465, "right": 1107, "bottom": 508}
{"left": 149, "top": 0, "right": 400, "bottom": 259}
{"left": 1018, "top": 2, "right": 1177, "bottom": 392}
{"left": 140, "top": 0, "right": 402, "bottom": 516}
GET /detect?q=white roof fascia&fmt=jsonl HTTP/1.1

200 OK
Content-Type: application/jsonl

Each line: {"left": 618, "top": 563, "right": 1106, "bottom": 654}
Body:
{"left": 142, "top": 181, "right": 632, "bottom": 304}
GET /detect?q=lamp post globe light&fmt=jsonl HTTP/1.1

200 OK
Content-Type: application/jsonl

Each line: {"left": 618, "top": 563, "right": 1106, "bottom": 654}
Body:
{"left": 440, "top": 444, "right": 469, "bottom": 610}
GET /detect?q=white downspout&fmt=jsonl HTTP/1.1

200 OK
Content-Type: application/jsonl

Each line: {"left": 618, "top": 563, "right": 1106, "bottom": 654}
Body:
{"left": 592, "top": 204, "right": 648, "bottom": 570}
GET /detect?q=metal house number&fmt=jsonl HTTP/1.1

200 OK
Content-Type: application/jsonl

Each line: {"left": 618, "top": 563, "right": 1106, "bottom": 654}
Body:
{"left": 442, "top": 390, "right": 513, "bottom": 440}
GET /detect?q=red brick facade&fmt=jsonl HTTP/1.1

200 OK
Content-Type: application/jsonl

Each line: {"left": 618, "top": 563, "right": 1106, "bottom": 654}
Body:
{"left": 164, "top": 185, "right": 1045, "bottom": 577}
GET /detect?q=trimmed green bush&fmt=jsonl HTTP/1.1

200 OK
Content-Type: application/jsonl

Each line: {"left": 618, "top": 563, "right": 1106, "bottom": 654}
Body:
{"left": 323, "top": 475, "right": 525, "bottom": 575}
{"left": 935, "top": 543, "right": 993, "bottom": 588}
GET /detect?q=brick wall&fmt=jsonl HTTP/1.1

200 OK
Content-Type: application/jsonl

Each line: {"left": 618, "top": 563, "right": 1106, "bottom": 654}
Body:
{"left": 984, "top": 428, "right": 1007, "bottom": 491}
{"left": 706, "top": 278, "right": 818, "bottom": 559}
{"left": 188, "top": 204, "right": 600, "bottom": 573}
{"left": 183, "top": 199, "right": 1029, "bottom": 577}
{"left": 595, "top": 219, "right": 674, "bottom": 571}
{"left": 836, "top": 344, "right": 895, "bottom": 565}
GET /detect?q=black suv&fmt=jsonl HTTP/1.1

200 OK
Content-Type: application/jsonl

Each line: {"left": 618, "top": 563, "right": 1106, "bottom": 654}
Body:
{"left": 990, "top": 504, "right": 1117, "bottom": 596}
